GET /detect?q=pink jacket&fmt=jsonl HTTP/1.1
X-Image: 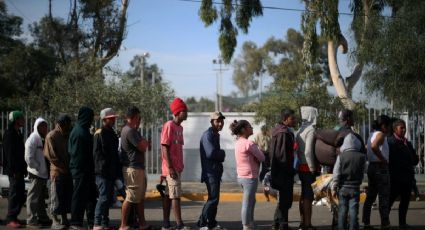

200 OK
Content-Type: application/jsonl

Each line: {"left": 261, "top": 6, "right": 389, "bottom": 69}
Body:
{"left": 235, "top": 137, "right": 265, "bottom": 178}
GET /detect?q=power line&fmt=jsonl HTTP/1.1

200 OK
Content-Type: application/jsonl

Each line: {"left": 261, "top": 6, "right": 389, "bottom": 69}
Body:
{"left": 5, "top": 0, "right": 33, "bottom": 22}
{"left": 177, "top": 0, "right": 396, "bottom": 18}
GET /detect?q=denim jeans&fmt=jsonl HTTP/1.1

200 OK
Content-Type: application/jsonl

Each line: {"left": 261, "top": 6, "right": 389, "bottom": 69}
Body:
{"left": 70, "top": 175, "right": 96, "bottom": 227}
{"left": 238, "top": 177, "right": 258, "bottom": 226}
{"left": 94, "top": 176, "right": 114, "bottom": 227}
{"left": 338, "top": 187, "right": 360, "bottom": 230}
{"left": 198, "top": 176, "right": 221, "bottom": 228}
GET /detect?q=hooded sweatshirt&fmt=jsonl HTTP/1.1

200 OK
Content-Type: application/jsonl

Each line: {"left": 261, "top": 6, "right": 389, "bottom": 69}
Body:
{"left": 25, "top": 117, "right": 48, "bottom": 179}
{"left": 2, "top": 120, "right": 26, "bottom": 176}
{"left": 68, "top": 107, "right": 94, "bottom": 178}
{"left": 332, "top": 133, "right": 366, "bottom": 191}
{"left": 270, "top": 123, "right": 295, "bottom": 189}
{"left": 296, "top": 106, "right": 318, "bottom": 173}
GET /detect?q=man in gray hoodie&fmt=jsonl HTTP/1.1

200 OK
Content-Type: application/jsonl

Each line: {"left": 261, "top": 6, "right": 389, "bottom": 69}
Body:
{"left": 25, "top": 117, "right": 51, "bottom": 228}
{"left": 331, "top": 133, "right": 366, "bottom": 230}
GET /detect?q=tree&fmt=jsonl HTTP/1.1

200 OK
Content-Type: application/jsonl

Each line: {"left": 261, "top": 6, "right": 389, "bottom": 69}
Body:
{"left": 198, "top": 0, "right": 395, "bottom": 109}
{"left": 232, "top": 41, "right": 267, "bottom": 97}
{"left": 30, "top": 0, "right": 129, "bottom": 68}
{"left": 186, "top": 97, "right": 215, "bottom": 112}
{"left": 198, "top": 0, "right": 263, "bottom": 63}
{"left": 244, "top": 29, "right": 341, "bottom": 127}
{"left": 124, "top": 55, "right": 164, "bottom": 86}
{"left": 359, "top": 0, "right": 425, "bottom": 112}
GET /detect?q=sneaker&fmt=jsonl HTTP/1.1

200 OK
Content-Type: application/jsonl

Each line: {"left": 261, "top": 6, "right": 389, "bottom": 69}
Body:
{"left": 69, "top": 226, "right": 88, "bottom": 230}
{"left": 26, "top": 223, "right": 42, "bottom": 229}
{"left": 198, "top": 227, "right": 209, "bottom": 230}
{"left": 210, "top": 225, "right": 226, "bottom": 230}
{"left": 177, "top": 223, "right": 191, "bottom": 230}
{"left": 6, "top": 220, "right": 22, "bottom": 228}
{"left": 93, "top": 225, "right": 103, "bottom": 230}
{"left": 416, "top": 196, "right": 421, "bottom": 201}
{"left": 51, "top": 222, "right": 67, "bottom": 230}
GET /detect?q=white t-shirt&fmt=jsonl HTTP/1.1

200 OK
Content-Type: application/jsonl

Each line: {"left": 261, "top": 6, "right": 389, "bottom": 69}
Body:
{"left": 367, "top": 131, "right": 389, "bottom": 162}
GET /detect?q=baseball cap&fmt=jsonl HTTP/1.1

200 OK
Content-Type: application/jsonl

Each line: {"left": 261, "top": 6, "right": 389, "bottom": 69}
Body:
{"left": 210, "top": 111, "right": 225, "bottom": 120}
{"left": 100, "top": 108, "right": 119, "bottom": 120}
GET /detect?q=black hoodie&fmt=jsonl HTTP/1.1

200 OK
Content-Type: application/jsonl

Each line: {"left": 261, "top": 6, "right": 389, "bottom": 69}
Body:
{"left": 68, "top": 107, "right": 94, "bottom": 178}
{"left": 270, "top": 123, "right": 295, "bottom": 189}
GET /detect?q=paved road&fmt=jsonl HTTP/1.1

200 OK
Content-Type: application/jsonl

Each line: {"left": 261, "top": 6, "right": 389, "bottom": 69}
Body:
{"left": 1, "top": 198, "right": 425, "bottom": 229}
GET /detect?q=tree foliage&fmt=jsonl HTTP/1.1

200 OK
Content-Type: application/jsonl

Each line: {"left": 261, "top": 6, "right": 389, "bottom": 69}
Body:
{"left": 232, "top": 41, "right": 266, "bottom": 97}
{"left": 246, "top": 29, "right": 340, "bottom": 127}
{"left": 199, "top": 0, "right": 263, "bottom": 63}
{"left": 359, "top": 0, "right": 425, "bottom": 112}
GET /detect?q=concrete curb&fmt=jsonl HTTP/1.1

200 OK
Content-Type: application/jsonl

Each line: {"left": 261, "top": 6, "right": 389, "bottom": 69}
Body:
{"left": 144, "top": 191, "right": 371, "bottom": 203}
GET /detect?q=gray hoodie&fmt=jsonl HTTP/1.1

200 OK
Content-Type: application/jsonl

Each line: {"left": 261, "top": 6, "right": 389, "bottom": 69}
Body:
{"left": 25, "top": 117, "right": 48, "bottom": 179}
{"left": 296, "top": 106, "right": 318, "bottom": 172}
{"left": 331, "top": 133, "right": 366, "bottom": 191}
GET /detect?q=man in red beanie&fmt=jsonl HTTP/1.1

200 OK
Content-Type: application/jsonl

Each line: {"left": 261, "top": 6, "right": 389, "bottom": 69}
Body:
{"left": 160, "top": 98, "right": 189, "bottom": 230}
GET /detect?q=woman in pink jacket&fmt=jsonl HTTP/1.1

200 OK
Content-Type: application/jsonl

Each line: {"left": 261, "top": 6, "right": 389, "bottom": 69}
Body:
{"left": 230, "top": 120, "right": 265, "bottom": 230}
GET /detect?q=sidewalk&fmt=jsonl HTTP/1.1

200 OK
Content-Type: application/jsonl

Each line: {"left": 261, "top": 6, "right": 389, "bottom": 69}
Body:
{"left": 145, "top": 174, "right": 425, "bottom": 202}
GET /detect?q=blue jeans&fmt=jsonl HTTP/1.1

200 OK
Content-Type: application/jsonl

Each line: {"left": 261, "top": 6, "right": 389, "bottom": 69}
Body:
{"left": 94, "top": 176, "right": 114, "bottom": 227}
{"left": 338, "top": 187, "right": 360, "bottom": 230}
{"left": 198, "top": 176, "right": 221, "bottom": 228}
{"left": 238, "top": 178, "right": 258, "bottom": 226}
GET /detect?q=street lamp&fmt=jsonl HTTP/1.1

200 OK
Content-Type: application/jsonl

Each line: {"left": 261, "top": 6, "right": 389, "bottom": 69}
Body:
{"left": 212, "top": 57, "right": 228, "bottom": 111}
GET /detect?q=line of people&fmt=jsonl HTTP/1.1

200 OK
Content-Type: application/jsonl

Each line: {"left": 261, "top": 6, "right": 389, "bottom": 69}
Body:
{"left": 1, "top": 101, "right": 421, "bottom": 230}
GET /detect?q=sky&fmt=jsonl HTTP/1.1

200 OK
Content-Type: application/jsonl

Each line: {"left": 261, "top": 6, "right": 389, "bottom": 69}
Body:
{"left": 6, "top": 0, "right": 369, "bottom": 102}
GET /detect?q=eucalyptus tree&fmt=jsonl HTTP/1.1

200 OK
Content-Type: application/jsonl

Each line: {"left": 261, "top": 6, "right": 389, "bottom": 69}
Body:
{"left": 198, "top": 0, "right": 397, "bottom": 109}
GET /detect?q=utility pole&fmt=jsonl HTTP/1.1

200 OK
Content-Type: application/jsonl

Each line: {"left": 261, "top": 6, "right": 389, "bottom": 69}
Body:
{"left": 212, "top": 57, "right": 228, "bottom": 111}
{"left": 140, "top": 52, "right": 150, "bottom": 86}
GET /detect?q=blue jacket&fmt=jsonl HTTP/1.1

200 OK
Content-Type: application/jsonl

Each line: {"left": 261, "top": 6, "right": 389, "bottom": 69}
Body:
{"left": 200, "top": 127, "right": 225, "bottom": 182}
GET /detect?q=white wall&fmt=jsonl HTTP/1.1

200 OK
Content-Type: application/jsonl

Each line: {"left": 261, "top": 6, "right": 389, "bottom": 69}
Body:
{"left": 180, "top": 112, "right": 264, "bottom": 182}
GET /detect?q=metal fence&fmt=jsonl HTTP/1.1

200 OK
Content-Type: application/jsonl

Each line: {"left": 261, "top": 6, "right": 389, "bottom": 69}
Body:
{"left": 1, "top": 110, "right": 425, "bottom": 177}
{"left": 0, "top": 111, "right": 167, "bottom": 175}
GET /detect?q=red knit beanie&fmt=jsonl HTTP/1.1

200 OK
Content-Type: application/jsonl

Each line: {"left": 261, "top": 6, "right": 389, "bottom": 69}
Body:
{"left": 170, "top": 97, "right": 188, "bottom": 115}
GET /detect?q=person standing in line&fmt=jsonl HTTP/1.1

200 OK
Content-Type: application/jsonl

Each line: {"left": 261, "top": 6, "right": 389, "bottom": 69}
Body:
{"left": 335, "top": 109, "right": 367, "bottom": 154}
{"left": 331, "top": 133, "right": 366, "bottom": 230}
{"left": 68, "top": 107, "right": 97, "bottom": 230}
{"left": 362, "top": 115, "right": 392, "bottom": 230}
{"left": 388, "top": 119, "right": 418, "bottom": 230}
{"left": 119, "top": 106, "right": 151, "bottom": 230}
{"left": 296, "top": 106, "right": 319, "bottom": 230}
{"left": 2, "top": 111, "right": 26, "bottom": 228}
{"left": 270, "top": 108, "right": 297, "bottom": 230}
{"left": 160, "top": 98, "right": 190, "bottom": 230}
{"left": 197, "top": 111, "right": 226, "bottom": 230}
{"left": 93, "top": 108, "right": 122, "bottom": 230}
{"left": 25, "top": 117, "right": 51, "bottom": 228}
{"left": 254, "top": 125, "right": 271, "bottom": 182}
{"left": 44, "top": 114, "right": 73, "bottom": 230}
{"left": 230, "top": 119, "right": 265, "bottom": 230}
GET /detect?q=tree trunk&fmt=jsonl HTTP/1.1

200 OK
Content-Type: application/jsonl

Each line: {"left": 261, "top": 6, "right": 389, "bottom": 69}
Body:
{"left": 327, "top": 38, "right": 358, "bottom": 110}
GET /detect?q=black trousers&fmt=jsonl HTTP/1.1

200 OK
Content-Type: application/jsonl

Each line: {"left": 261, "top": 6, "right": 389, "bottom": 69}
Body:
{"left": 70, "top": 175, "right": 97, "bottom": 227}
{"left": 7, "top": 175, "right": 26, "bottom": 222}
{"left": 390, "top": 175, "right": 414, "bottom": 226}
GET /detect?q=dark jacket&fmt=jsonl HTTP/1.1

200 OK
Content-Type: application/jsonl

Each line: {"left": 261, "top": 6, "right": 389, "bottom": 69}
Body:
{"left": 270, "top": 123, "right": 295, "bottom": 189}
{"left": 332, "top": 133, "right": 366, "bottom": 191}
{"left": 388, "top": 135, "right": 418, "bottom": 179}
{"left": 2, "top": 127, "right": 27, "bottom": 176}
{"left": 200, "top": 127, "right": 225, "bottom": 182}
{"left": 93, "top": 126, "right": 121, "bottom": 180}
{"left": 68, "top": 107, "right": 94, "bottom": 178}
